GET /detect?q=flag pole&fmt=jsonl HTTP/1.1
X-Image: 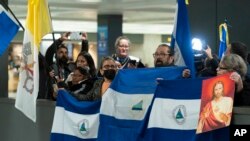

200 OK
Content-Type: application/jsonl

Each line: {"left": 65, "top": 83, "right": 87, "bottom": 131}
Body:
{"left": 47, "top": 5, "right": 60, "bottom": 80}
{"left": 0, "top": 1, "right": 25, "bottom": 31}
{"left": 43, "top": 4, "right": 60, "bottom": 83}
{"left": 224, "top": 19, "right": 232, "bottom": 28}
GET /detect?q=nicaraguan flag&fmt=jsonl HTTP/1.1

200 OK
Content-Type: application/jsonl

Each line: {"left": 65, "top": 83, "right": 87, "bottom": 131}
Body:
{"left": 51, "top": 90, "right": 101, "bottom": 141}
{"left": 171, "top": 0, "right": 196, "bottom": 78}
{"left": 146, "top": 79, "right": 202, "bottom": 141}
{"left": 145, "top": 78, "right": 229, "bottom": 141}
{"left": 218, "top": 23, "right": 229, "bottom": 59}
{"left": 0, "top": 5, "right": 19, "bottom": 56}
{"left": 98, "top": 67, "right": 186, "bottom": 141}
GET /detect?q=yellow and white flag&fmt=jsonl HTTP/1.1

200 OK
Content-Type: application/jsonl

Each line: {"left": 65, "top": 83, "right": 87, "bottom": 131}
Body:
{"left": 15, "top": 0, "right": 52, "bottom": 122}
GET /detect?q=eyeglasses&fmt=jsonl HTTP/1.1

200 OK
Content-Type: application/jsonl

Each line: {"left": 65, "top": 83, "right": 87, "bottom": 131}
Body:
{"left": 72, "top": 74, "right": 83, "bottom": 77}
{"left": 118, "top": 45, "right": 129, "bottom": 48}
{"left": 103, "top": 65, "right": 116, "bottom": 69}
{"left": 218, "top": 66, "right": 229, "bottom": 70}
{"left": 153, "top": 53, "right": 170, "bottom": 58}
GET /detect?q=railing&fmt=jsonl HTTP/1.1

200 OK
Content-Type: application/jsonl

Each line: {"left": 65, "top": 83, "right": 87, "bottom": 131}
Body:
{"left": 0, "top": 98, "right": 249, "bottom": 141}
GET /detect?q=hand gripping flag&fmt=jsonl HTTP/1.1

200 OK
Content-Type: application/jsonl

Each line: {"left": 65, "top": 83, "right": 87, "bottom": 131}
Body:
{"left": 98, "top": 67, "right": 186, "bottom": 141}
{"left": 145, "top": 77, "right": 231, "bottom": 141}
{"left": 0, "top": 5, "right": 19, "bottom": 56}
{"left": 146, "top": 79, "right": 203, "bottom": 141}
{"left": 15, "top": 0, "right": 52, "bottom": 122}
{"left": 171, "top": 0, "right": 196, "bottom": 78}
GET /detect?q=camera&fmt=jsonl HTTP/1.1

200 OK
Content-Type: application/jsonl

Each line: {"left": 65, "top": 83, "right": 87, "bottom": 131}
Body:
{"left": 70, "top": 32, "right": 82, "bottom": 40}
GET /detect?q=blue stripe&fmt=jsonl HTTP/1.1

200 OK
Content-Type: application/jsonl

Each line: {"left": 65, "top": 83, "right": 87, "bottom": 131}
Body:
{"left": 51, "top": 133, "right": 96, "bottom": 141}
{"left": 57, "top": 90, "right": 101, "bottom": 114}
{"left": 144, "top": 127, "right": 229, "bottom": 141}
{"left": 0, "top": 12, "right": 19, "bottom": 56}
{"left": 195, "top": 127, "right": 229, "bottom": 141}
{"left": 155, "top": 78, "right": 204, "bottom": 99}
{"left": 145, "top": 128, "right": 196, "bottom": 141}
{"left": 218, "top": 25, "right": 227, "bottom": 59}
{"left": 98, "top": 115, "right": 147, "bottom": 141}
{"left": 110, "top": 67, "right": 186, "bottom": 94}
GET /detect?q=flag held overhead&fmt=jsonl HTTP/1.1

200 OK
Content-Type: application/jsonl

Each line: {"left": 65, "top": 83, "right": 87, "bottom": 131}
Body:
{"left": 171, "top": 0, "right": 196, "bottom": 78}
{"left": 218, "top": 23, "right": 229, "bottom": 59}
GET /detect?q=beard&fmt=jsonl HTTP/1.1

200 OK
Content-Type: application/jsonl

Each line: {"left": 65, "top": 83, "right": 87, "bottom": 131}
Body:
{"left": 154, "top": 60, "right": 173, "bottom": 68}
{"left": 59, "top": 56, "right": 68, "bottom": 65}
{"left": 155, "top": 60, "right": 165, "bottom": 67}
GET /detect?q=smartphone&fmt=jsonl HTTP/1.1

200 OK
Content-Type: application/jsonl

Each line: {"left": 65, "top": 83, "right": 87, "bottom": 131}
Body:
{"left": 202, "top": 40, "right": 208, "bottom": 50}
{"left": 70, "top": 32, "right": 82, "bottom": 40}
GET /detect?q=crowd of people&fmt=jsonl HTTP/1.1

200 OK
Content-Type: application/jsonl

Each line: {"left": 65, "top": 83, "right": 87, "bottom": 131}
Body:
{"left": 37, "top": 32, "right": 250, "bottom": 107}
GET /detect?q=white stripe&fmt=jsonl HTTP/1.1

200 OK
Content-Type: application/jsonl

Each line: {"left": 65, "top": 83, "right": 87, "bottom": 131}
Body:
{"left": 51, "top": 107, "right": 99, "bottom": 139}
{"left": 172, "top": 2, "right": 186, "bottom": 67}
{"left": 174, "top": 43, "right": 186, "bottom": 66}
{"left": 148, "top": 98, "right": 201, "bottom": 130}
{"left": 101, "top": 88, "right": 154, "bottom": 120}
{"left": 172, "top": 2, "right": 178, "bottom": 36}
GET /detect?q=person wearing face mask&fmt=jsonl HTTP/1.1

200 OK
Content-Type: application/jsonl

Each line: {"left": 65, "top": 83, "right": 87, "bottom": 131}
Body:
{"left": 72, "top": 56, "right": 117, "bottom": 101}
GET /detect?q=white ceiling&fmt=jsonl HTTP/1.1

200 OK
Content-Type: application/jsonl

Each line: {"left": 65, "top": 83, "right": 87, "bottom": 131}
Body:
{"left": 8, "top": 0, "right": 177, "bottom": 34}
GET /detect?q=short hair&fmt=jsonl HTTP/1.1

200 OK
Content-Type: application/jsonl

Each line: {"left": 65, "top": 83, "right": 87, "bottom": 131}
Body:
{"left": 221, "top": 54, "right": 247, "bottom": 78}
{"left": 114, "top": 36, "right": 131, "bottom": 48}
{"left": 57, "top": 44, "right": 68, "bottom": 51}
{"left": 157, "top": 43, "right": 175, "bottom": 56}
{"left": 99, "top": 56, "right": 115, "bottom": 70}
{"left": 75, "top": 66, "right": 90, "bottom": 78}
{"left": 230, "top": 42, "right": 248, "bottom": 61}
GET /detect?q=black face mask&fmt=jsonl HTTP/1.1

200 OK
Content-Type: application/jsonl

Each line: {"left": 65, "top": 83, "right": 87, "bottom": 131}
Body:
{"left": 103, "top": 69, "right": 116, "bottom": 80}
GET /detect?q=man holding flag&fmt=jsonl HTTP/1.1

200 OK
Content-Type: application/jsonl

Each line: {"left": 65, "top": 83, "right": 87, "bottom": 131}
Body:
{"left": 15, "top": 0, "right": 52, "bottom": 122}
{"left": 153, "top": 43, "right": 191, "bottom": 78}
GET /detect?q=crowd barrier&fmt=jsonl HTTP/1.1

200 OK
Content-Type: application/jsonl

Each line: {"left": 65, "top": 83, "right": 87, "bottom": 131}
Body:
{"left": 0, "top": 98, "right": 249, "bottom": 141}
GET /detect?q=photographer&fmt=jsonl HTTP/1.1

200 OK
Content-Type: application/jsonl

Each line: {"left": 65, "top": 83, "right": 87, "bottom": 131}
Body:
{"left": 197, "top": 46, "right": 219, "bottom": 77}
{"left": 45, "top": 32, "right": 90, "bottom": 100}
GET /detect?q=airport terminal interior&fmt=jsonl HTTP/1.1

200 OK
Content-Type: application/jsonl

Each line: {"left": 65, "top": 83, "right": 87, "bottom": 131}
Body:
{"left": 1, "top": 0, "right": 250, "bottom": 141}
{"left": 7, "top": 0, "right": 177, "bottom": 97}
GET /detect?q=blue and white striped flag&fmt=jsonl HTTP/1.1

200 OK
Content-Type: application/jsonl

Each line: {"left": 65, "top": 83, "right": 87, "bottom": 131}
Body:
{"left": 98, "top": 67, "right": 186, "bottom": 141}
{"left": 145, "top": 78, "right": 229, "bottom": 141}
{"left": 218, "top": 23, "right": 229, "bottom": 59}
{"left": 0, "top": 5, "right": 19, "bottom": 56}
{"left": 171, "top": 0, "right": 196, "bottom": 78}
{"left": 146, "top": 79, "right": 202, "bottom": 141}
{"left": 51, "top": 90, "right": 101, "bottom": 141}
